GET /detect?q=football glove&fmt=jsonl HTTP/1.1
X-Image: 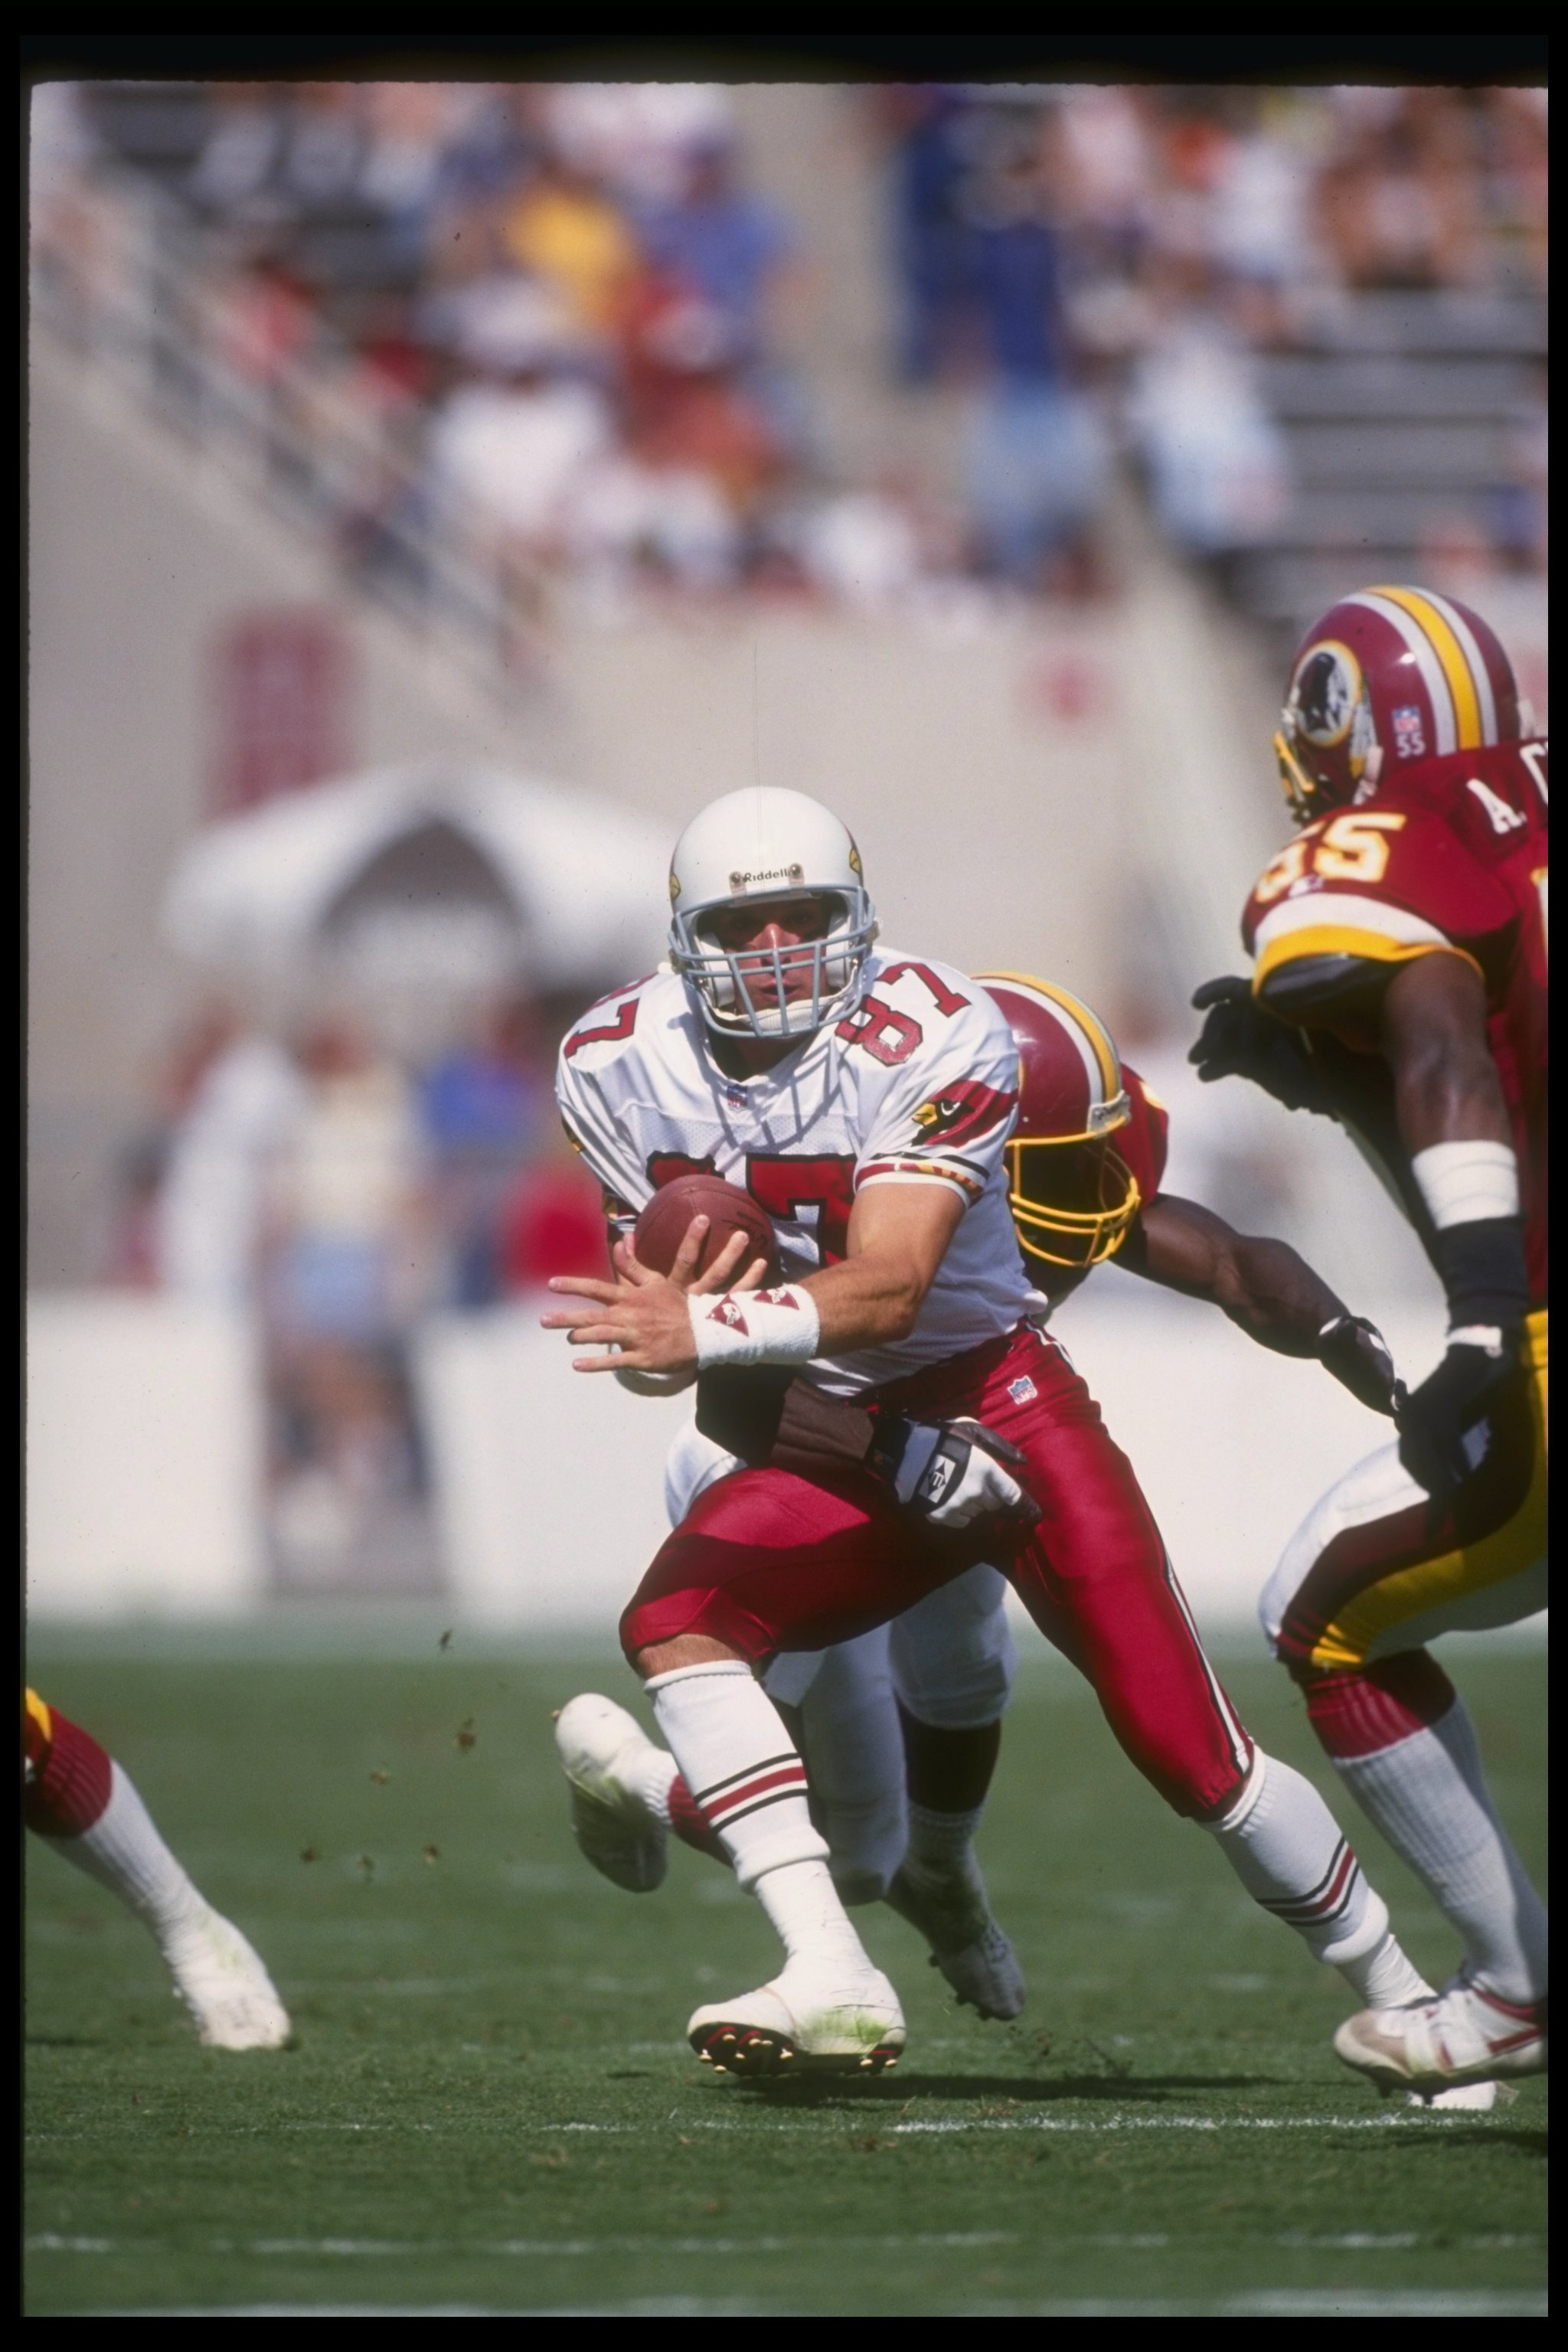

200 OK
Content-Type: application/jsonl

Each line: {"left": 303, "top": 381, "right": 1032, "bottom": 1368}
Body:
{"left": 873, "top": 1416, "right": 1040, "bottom": 1530}
{"left": 1317, "top": 1315, "right": 1400, "bottom": 1418}
{"left": 1396, "top": 1329, "right": 1521, "bottom": 1501}
{"left": 1189, "top": 975, "right": 1331, "bottom": 1115}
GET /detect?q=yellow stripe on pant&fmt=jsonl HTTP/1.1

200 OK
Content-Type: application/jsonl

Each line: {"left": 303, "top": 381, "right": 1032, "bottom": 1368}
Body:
{"left": 1314, "top": 1310, "right": 1548, "bottom": 1671}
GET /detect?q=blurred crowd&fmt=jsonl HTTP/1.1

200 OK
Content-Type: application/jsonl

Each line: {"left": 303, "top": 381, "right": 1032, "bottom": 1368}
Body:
{"left": 104, "top": 992, "right": 608, "bottom": 1586}
{"left": 34, "top": 78, "right": 1547, "bottom": 609}
{"left": 880, "top": 83, "right": 1548, "bottom": 586}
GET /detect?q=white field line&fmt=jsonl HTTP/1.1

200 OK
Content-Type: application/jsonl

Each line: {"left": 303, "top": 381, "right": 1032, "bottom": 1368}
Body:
{"left": 25, "top": 2108, "right": 1535, "bottom": 2143}
{"left": 29, "top": 2230, "right": 1542, "bottom": 2259}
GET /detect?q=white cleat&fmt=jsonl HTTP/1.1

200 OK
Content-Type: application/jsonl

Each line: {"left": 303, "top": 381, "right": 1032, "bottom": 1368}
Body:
{"left": 1335, "top": 1976, "right": 1546, "bottom": 2095}
{"left": 688, "top": 1956, "right": 906, "bottom": 2079}
{"left": 1406, "top": 2079, "right": 1514, "bottom": 2112}
{"left": 554, "top": 1693, "right": 669, "bottom": 1894}
{"left": 885, "top": 1857, "right": 1027, "bottom": 2021}
{"left": 162, "top": 1905, "right": 292, "bottom": 2051}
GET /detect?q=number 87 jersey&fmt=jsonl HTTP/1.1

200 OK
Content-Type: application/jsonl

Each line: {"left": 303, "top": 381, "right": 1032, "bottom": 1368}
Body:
{"left": 555, "top": 950, "right": 1040, "bottom": 1395}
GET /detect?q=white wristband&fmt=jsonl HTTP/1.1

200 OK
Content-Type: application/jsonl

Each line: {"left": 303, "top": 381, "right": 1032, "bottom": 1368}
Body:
{"left": 1411, "top": 1140, "right": 1520, "bottom": 1230}
{"left": 688, "top": 1282, "right": 821, "bottom": 1368}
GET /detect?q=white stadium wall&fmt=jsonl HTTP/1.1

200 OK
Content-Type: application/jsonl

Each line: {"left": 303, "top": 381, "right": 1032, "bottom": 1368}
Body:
{"left": 26, "top": 1295, "right": 268, "bottom": 1621}
{"left": 31, "top": 1286, "right": 1534, "bottom": 1651}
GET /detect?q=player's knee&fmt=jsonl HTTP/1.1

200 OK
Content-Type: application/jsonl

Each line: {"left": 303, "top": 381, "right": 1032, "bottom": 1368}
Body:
{"left": 1301, "top": 1651, "right": 1459, "bottom": 1759}
{"left": 620, "top": 1586, "right": 766, "bottom": 1677}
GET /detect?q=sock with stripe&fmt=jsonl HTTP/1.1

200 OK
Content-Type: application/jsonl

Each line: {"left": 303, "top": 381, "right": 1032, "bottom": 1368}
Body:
{"left": 1308, "top": 1656, "right": 1548, "bottom": 2005}
{"left": 645, "top": 1660, "right": 870, "bottom": 1972}
{"left": 26, "top": 1706, "right": 204, "bottom": 1943}
{"left": 1204, "top": 1746, "right": 1426, "bottom": 2001}
{"left": 666, "top": 1772, "right": 730, "bottom": 1864}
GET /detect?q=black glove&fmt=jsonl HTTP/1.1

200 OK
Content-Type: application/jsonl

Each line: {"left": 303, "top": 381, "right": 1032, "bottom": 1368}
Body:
{"left": 1189, "top": 976, "right": 1330, "bottom": 1115}
{"left": 1318, "top": 1315, "right": 1401, "bottom": 1418}
{"left": 1396, "top": 1333, "right": 1521, "bottom": 1500}
{"left": 871, "top": 1415, "right": 1041, "bottom": 1530}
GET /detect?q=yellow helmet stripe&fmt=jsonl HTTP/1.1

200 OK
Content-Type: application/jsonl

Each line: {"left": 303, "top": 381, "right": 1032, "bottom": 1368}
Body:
{"left": 1367, "top": 586, "right": 1484, "bottom": 749}
{"left": 975, "top": 969, "right": 1121, "bottom": 1102}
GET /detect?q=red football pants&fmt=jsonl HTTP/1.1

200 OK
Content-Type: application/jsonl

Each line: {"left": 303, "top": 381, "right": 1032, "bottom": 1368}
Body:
{"left": 622, "top": 1327, "right": 1253, "bottom": 1820}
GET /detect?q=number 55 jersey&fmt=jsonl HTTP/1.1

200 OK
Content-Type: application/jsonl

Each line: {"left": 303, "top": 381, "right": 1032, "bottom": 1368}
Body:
{"left": 556, "top": 952, "right": 1040, "bottom": 1394}
{"left": 1242, "top": 737, "right": 1548, "bottom": 1308}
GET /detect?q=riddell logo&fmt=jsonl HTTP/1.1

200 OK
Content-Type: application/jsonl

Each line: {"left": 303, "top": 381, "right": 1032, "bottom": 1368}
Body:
{"left": 729, "top": 864, "right": 805, "bottom": 891}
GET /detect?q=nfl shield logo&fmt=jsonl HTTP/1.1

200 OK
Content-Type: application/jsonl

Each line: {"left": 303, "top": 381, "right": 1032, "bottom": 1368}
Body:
{"left": 1391, "top": 704, "right": 1426, "bottom": 760}
{"left": 1008, "top": 1376, "right": 1037, "bottom": 1404}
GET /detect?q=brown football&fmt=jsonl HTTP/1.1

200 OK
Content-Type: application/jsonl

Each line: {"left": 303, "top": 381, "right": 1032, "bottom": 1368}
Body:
{"left": 633, "top": 1174, "right": 779, "bottom": 1282}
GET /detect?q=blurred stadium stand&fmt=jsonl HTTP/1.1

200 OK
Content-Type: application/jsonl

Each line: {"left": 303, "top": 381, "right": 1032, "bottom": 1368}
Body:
{"left": 1237, "top": 291, "right": 1548, "bottom": 640}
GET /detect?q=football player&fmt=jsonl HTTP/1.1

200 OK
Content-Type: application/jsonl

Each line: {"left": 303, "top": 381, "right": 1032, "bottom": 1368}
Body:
{"left": 557, "top": 976, "right": 1410, "bottom": 2028}
{"left": 1191, "top": 585, "right": 1547, "bottom": 2096}
{"left": 25, "top": 1689, "right": 291, "bottom": 2050}
{"left": 544, "top": 785, "right": 1429, "bottom": 2078}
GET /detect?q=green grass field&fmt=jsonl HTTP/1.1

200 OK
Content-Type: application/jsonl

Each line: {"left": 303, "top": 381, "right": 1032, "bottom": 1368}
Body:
{"left": 25, "top": 1634, "right": 1546, "bottom": 2316}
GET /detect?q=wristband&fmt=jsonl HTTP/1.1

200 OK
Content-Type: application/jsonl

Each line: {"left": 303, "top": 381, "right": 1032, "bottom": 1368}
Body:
{"left": 1431, "top": 1217, "right": 1530, "bottom": 1334}
{"left": 688, "top": 1282, "right": 821, "bottom": 1369}
{"left": 1412, "top": 1139, "right": 1520, "bottom": 1229}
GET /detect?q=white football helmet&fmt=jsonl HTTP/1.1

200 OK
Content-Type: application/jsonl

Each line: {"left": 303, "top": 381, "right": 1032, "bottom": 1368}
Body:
{"left": 668, "top": 786, "right": 877, "bottom": 1039}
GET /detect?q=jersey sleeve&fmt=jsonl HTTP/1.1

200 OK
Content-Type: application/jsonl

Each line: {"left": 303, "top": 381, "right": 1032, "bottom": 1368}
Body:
{"left": 1117, "top": 1065, "right": 1171, "bottom": 1204}
{"left": 1243, "top": 809, "right": 1483, "bottom": 1024}
{"left": 852, "top": 983, "right": 1021, "bottom": 1207}
{"left": 554, "top": 1041, "right": 648, "bottom": 1235}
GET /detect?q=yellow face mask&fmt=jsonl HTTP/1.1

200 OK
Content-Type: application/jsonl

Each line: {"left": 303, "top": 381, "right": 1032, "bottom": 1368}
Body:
{"left": 1003, "top": 1135, "right": 1142, "bottom": 1269}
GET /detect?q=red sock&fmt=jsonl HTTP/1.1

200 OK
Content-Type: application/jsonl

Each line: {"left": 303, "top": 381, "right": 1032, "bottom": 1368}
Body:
{"left": 1303, "top": 1653, "right": 1457, "bottom": 1761}
{"left": 667, "top": 1772, "right": 730, "bottom": 1865}
{"left": 24, "top": 1700, "right": 113, "bottom": 1838}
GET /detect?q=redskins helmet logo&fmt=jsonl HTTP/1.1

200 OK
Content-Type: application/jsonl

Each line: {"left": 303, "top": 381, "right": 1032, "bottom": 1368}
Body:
{"left": 1289, "top": 641, "right": 1364, "bottom": 747}
{"left": 911, "top": 1079, "right": 1018, "bottom": 1147}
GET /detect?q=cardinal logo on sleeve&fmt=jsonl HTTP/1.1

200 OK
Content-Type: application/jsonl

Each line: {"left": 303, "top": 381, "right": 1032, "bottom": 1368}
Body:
{"left": 911, "top": 1080, "right": 1018, "bottom": 1146}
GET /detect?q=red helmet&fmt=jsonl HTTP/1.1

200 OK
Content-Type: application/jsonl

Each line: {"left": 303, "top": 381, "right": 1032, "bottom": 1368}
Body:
{"left": 977, "top": 972, "right": 1139, "bottom": 1269}
{"left": 1274, "top": 586, "right": 1523, "bottom": 825}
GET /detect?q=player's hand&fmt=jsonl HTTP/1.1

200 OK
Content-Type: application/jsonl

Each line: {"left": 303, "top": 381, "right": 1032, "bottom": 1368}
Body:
{"left": 544, "top": 1216, "right": 768, "bottom": 1374}
{"left": 1189, "top": 976, "right": 1330, "bottom": 1115}
{"left": 1318, "top": 1315, "right": 1401, "bottom": 1417}
{"left": 876, "top": 1415, "right": 1040, "bottom": 1530}
{"left": 1395, "top": 1331, "right": 1521, "bottom": 1499}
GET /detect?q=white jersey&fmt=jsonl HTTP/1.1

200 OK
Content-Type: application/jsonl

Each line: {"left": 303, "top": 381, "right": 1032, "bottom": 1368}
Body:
{"left": 556, "top": 951, "right": 1042, "bottom": 1395}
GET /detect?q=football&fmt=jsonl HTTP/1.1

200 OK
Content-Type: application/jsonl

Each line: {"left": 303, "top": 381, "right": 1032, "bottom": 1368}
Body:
{"left": 632, "top": 1173, "right": 779, "bottom": 1282}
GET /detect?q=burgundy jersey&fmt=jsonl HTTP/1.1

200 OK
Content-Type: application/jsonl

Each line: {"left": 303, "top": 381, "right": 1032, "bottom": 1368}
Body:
{"left": 1241, "top": 739, "right": 1548, "bottom": 1305}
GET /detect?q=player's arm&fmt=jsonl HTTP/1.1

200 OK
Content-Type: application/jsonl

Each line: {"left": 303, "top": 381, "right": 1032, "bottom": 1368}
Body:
{"left": 1375, "top": 952, "right": 1530, "bottom": 1493}
{"left": 541, "top": 1180, "right": 964, "bottom": 1373}
{"left": 1118, "top": 1193, "right": 1398, "bottom": 1414}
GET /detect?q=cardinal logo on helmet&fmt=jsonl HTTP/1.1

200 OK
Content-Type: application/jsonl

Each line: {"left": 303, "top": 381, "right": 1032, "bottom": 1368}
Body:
{"left": 911, "top": 1079, "right": 1018, "bottom": 1147}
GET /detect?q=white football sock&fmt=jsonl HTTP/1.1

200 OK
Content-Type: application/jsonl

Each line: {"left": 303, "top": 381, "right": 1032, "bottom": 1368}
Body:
{"left": 1333, "top": 1697, "right": 1548, "bottom": 2004}
{"left": 1341, "top": 1930, "right": 1433, "bottom": 2009}
{"left": 645, "top": 1660, "right": 832, "bottom": 1893}
{"left": 1205, "top": 1747, "right": 1406, "bottom": 1978}
{"left": 647, "top": 1660, "right": 871, "bottom": 1976}
{"left": 43, "top": 1761, "right": 206, "bottom": 1947}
